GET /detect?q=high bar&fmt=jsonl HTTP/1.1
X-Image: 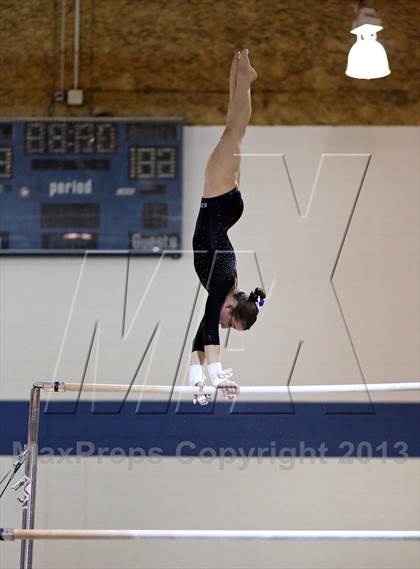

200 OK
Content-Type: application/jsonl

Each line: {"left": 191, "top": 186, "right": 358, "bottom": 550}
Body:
{"left": 33, "top": 381, "right": 420, "bottom": 395}
{"left": 1, "top": 528, "right": 420, "bottom": 541}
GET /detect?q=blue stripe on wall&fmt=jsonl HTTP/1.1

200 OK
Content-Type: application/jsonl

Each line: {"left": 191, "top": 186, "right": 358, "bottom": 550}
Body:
{"left": 0, "top": 401, "right": 419, "bottom": 457}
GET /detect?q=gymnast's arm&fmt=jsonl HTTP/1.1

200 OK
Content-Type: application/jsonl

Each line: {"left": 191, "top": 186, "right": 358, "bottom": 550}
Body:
{"left": 190, "top": 304, "right": 223, "bottom": 364}
{"left": 204, "top": 343, "right": 220, "bottom": 364}
{"left": 191, "top": 274, "right": 238, "bottom": 398}
{"left": 202, "top": 285, "right": 237, "bottom": 392}
{"left": 201, "top": 273, "right": 231, "bottom": 364}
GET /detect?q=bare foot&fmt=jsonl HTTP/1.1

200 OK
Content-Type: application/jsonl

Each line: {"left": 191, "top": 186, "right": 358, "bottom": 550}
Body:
{"left": 238, "top": 48, "right": 258, "bottom": 83}
{"left": 229, "top": 50, "right": 241, "bottom": 95}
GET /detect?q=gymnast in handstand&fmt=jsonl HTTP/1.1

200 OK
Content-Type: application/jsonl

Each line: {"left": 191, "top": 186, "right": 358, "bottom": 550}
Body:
{"left": 189, "top": 48, "right": 266, "bottom": 405}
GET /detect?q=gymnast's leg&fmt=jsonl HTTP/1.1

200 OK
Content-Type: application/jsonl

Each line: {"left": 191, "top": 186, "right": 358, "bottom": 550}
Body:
{"left": 203, "top": 48, "right": 257, "bottom": 199}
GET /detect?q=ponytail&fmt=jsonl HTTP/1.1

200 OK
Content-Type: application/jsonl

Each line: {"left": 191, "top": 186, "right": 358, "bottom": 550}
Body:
{"left": 232, "top": 287, "right": 266, "bottom": 330}
{"left": 248, "top": 286, "right": 266, "bottom": 308}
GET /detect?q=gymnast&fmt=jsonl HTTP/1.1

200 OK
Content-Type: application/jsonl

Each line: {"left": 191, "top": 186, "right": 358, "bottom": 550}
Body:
{"left": 189, "top": 48, "right": 266, "bottom": 405}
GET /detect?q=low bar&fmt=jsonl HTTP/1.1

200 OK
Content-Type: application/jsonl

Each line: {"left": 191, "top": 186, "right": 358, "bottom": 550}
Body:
{"left": 1, "top": 529, "right": 420, "bottom": 541}
{"left": 34, "top": 381, "right": 420, "bottom": 395}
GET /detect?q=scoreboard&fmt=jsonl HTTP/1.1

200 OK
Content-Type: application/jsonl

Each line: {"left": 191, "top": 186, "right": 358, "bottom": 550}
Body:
{"left": 0, "top": 118, "right": 183, "bottom": 256}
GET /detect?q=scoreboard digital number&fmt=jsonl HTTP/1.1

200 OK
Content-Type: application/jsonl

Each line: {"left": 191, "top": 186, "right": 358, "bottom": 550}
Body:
{"left": 0, "top": 118, "right": 183, "bottom": 256}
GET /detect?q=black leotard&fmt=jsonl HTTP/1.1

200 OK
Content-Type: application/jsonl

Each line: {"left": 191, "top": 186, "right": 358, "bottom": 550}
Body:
{"left": 192, "top": 187, "right": 244, "bottom": 352}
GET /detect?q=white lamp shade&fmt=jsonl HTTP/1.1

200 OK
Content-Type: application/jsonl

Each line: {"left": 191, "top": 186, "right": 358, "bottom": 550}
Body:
{"left": 346, "top": 33, "right": 391, "bottom": 79}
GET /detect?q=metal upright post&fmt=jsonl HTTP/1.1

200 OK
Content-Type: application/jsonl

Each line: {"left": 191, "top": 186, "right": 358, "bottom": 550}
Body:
{"left": 20, "top": 386, "right": 41, "bottom": 569}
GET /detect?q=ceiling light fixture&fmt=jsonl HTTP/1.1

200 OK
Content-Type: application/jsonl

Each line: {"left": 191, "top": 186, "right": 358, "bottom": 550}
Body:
{"left": 346, "top": 1, "right": 391, "bottom": 79}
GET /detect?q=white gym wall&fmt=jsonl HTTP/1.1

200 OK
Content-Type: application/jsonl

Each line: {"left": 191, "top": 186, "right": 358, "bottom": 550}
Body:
{"left": 0, "top": 125, "right": 419, "bottom": 569}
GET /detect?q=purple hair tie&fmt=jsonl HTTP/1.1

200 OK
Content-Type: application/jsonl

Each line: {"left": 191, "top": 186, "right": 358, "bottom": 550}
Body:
{"left": 255, "top": 295, "right": 265, "bottom": 308}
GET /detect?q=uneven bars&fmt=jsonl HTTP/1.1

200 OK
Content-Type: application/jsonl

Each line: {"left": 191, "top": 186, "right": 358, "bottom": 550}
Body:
{"left": 34, "top": 381, "right": 420, "bottom": 395}
{"left": 1, "top": 529, "right": 420, "bottom": 541}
